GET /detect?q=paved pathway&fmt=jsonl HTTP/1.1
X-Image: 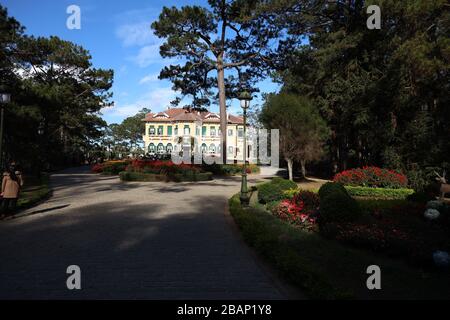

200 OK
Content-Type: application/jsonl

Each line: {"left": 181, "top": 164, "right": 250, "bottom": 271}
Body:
{"left": 0, "top": 166, "right": 288, "bottom": 299}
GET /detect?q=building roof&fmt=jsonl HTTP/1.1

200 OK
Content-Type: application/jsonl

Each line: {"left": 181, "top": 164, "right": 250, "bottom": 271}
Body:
{"left": 142, "top": 108, "right": 244, "bottom": 124}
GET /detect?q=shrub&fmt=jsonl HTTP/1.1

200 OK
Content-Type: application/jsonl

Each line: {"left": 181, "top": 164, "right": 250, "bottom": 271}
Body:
{"left": 333, "top": 166, "right": 408, "bottom": 189}
{"left": 318, "top": 182, "right": 347, "bottom": 199}
{"left": 344, "top": 186, "right": 414, "bottom": 200}
{"left": 320, "top": 192, "right": 360, "bottom": 223}
{"left": 202, "top": 163, "right": 260, "bottom": 175}
{"left": 91, "top": 160, "right": 129, "bottom": 175}
{"left": 120, "top": 171, "right": 212, "bottom": 182}
{"left": 318, "top": 182, "right": 360, "bottom": 223}
{"left": 128, "top": 159, "right": 201, "bottom": 175}
{"left": 257, "top": 178, "right": 298, "bottom": 203}
{"left": 120, "top": 171, "right": 167, "bottom": 182}
{"left": 272, "top": 191, "right": 320, "bottom": 231}
{"left": 229, "top": 194, "right": 342, "bottom": 299}
{"left": 406, "top": 191, "right": 436, "bottom": 203}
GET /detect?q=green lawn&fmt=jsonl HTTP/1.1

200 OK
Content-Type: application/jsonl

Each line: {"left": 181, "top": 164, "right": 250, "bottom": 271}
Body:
{"left": 229, "top": 194, "right": 450, "bottom": 299}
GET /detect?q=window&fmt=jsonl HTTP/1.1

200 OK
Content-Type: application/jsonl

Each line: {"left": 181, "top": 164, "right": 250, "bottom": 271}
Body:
{"left": 202, "top": 126, "right": 206, "bottom": 136}
{"left": 209, "top": 144, "right": 216, "bottom": 153}
{"left": 210, "top": 127, "right": 216, "bottom": 136}
{"left": 157, "top": 143, "right": 164, "bottom": 154}
{"left": 157, "top": 126, "right": 163, "bottom": 135}
{"left": 184, "top": 125, "right": 190, "bottom": 135}
{"left": 195, "top": 126, "right": 200, "bottom": 136}
{"left": 166, "top": 143, "right": 173, "bottom": 153}
{"left": 228, "top": 129, "right": 233, "bottom": 136}
{"left": 149, "top": 126, "right": 155, "bottom": 135}
{"left": 167, "top": 126, "right": 172, "bottom": 136}
{"left": 148, "top": 143, "right": 156, "bottom": 153}
{"left": 237, "top": 127, "right": 244, "bottom": 138}
{"left": 228, "top": 146, "right": 234, "bottom": 154}
{"left": 201, "top": 143, "right": 207, "bottom": 153}
{"left": 174, "top": 126, "right": 178, "bottom": 136}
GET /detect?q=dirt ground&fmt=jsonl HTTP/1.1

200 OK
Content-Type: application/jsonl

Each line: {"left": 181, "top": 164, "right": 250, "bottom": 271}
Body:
{"left": 296, "top": 177, "right": 329, "bottom": 191}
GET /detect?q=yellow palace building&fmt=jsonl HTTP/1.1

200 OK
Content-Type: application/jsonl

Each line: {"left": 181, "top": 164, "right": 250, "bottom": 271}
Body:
{"left": 142, "top": 107, "right": 256, "bottom": 162}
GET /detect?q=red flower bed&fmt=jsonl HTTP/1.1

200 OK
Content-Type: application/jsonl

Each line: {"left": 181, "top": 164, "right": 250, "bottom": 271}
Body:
{"left": 91, "top": 160, "right": 130, "bottom": 174}
{"left": 127, "top": 160, "right": 202, "bottom": 174}
{"left": 91, "top": 163, "right": 103, "bottom": 173}
{"left": 272, "top": 191, "right": 320, "bottom": 231}
{"left": 333, "top": 166, "right": 408, "bottom": 188}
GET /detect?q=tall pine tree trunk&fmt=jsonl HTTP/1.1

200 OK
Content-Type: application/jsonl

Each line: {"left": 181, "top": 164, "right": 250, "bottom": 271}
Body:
{"left": 217, "top": 57, "right": 227, "bottom": 164}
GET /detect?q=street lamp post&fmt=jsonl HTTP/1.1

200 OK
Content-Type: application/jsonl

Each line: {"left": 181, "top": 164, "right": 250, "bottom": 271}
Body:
{"left": 0, "top": 92, "right": 11, "bottom": 170}
{"left": 37, "top": 121, "right": 45, "bottom": 178}
{"left": 239, "top": 91, "right": 252, "bottom": 206}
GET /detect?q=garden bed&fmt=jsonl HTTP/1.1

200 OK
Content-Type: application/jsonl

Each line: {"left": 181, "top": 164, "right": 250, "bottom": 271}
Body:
{"left": 119, "top": 171, "right": 212, "bottom": 182}
{"left": 117, "top": 159, "right": 213, "bottom": 182}
{"left": 92, "top": 160, "right": 260, "bottom": 177}
{"left": 228, "top": 176, "right": 450, "bottom": 299}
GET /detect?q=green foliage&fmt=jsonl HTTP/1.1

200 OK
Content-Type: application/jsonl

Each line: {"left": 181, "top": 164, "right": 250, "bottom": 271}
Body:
{"left": 202, "top": 163, "right": 260, "bottom": 175}
{"left": 260, "top": 92, "right": 328, "bottom": 179}
{"left": 100, "top": 161, "right": 129, "bottom": 175}
{"left": 119, "top": 171, "right": 212, "bottom": 182}
{"left": 257, "top": 177, "right": 298, "bottom": 203}
{"left": 318, "top": 182, "right": 347, "bottom": 200}
{"left": 406, "top": 191, "right": 436, "bottom": 204}
{"left": 319, "top": 183, "right": 360, "bottom": 223}
{"left": 272, "top": 0, "right": 450, "bottom": 176}
{"left": 104, "top": 108, "right": 150, "bottom": 157}
{"left": 229, "top": 194, "right": 342, "bottom": 299}
{"left": 230, "top": 192, "right": 450, "bottom": 299}
{"left": 0, "top": 5, "right": 114, "bottom": 171}
{"left": 344, "top": 186, "right": 414, "bottom": 200}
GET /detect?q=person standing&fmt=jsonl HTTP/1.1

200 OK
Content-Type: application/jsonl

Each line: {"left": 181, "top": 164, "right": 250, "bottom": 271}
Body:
{"left": 1, "top": 163, "right": 23, "bottom": 217}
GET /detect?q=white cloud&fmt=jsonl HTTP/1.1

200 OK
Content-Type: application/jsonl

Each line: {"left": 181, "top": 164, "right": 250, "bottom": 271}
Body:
{"left": 102, "top": 87, "right": 177, "bottom": 118}
{"left": 139, "top": 73, "right": 160, "bottom": 84}
{"left": 115, "top": 22, "right": 156, "bottom": 47}
{"left": 130, "top": 43, "right": 164, "bottom": 67}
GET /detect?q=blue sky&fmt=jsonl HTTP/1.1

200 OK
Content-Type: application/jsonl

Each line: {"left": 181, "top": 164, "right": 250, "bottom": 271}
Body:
{"left": 1, "top": 0, "right": 280, "bottom": 124}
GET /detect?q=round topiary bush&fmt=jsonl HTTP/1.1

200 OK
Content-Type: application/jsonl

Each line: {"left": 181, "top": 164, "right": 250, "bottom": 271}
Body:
{"left": 318, "top": 182, "right": 347, "bottom": 200}
{"left": 319, "top": 191, "right": 360, "bottom": 223}
{"left": 318, "top": 182, "right": 360, "bottom": 224}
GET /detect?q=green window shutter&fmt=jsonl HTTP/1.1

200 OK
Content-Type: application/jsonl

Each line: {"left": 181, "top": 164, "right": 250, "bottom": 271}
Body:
{"left": 202, "top": 126, "right": 206, "bottom": 136}
{"left": 167, "top": 126, "right": 172, "bottom": 135}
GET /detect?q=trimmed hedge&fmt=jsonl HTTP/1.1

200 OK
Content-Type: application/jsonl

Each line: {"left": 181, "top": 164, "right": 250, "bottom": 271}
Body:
{"left": 120, "top": 171, "right": 212, "bottom": 182}
{"left": 345, "top": 186, "right": 414, "bottom": 200}
{"left": 202, "top": 163, "right": 260, "bottom": 175}
{"left": 229, "top": 194, "right": 343, "bottom": 299}
{"left": 318, "top": 182, "right": 360, "bottom": 223}
{"left": 257, "top": 177, "right": 298, "bottom": 204}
